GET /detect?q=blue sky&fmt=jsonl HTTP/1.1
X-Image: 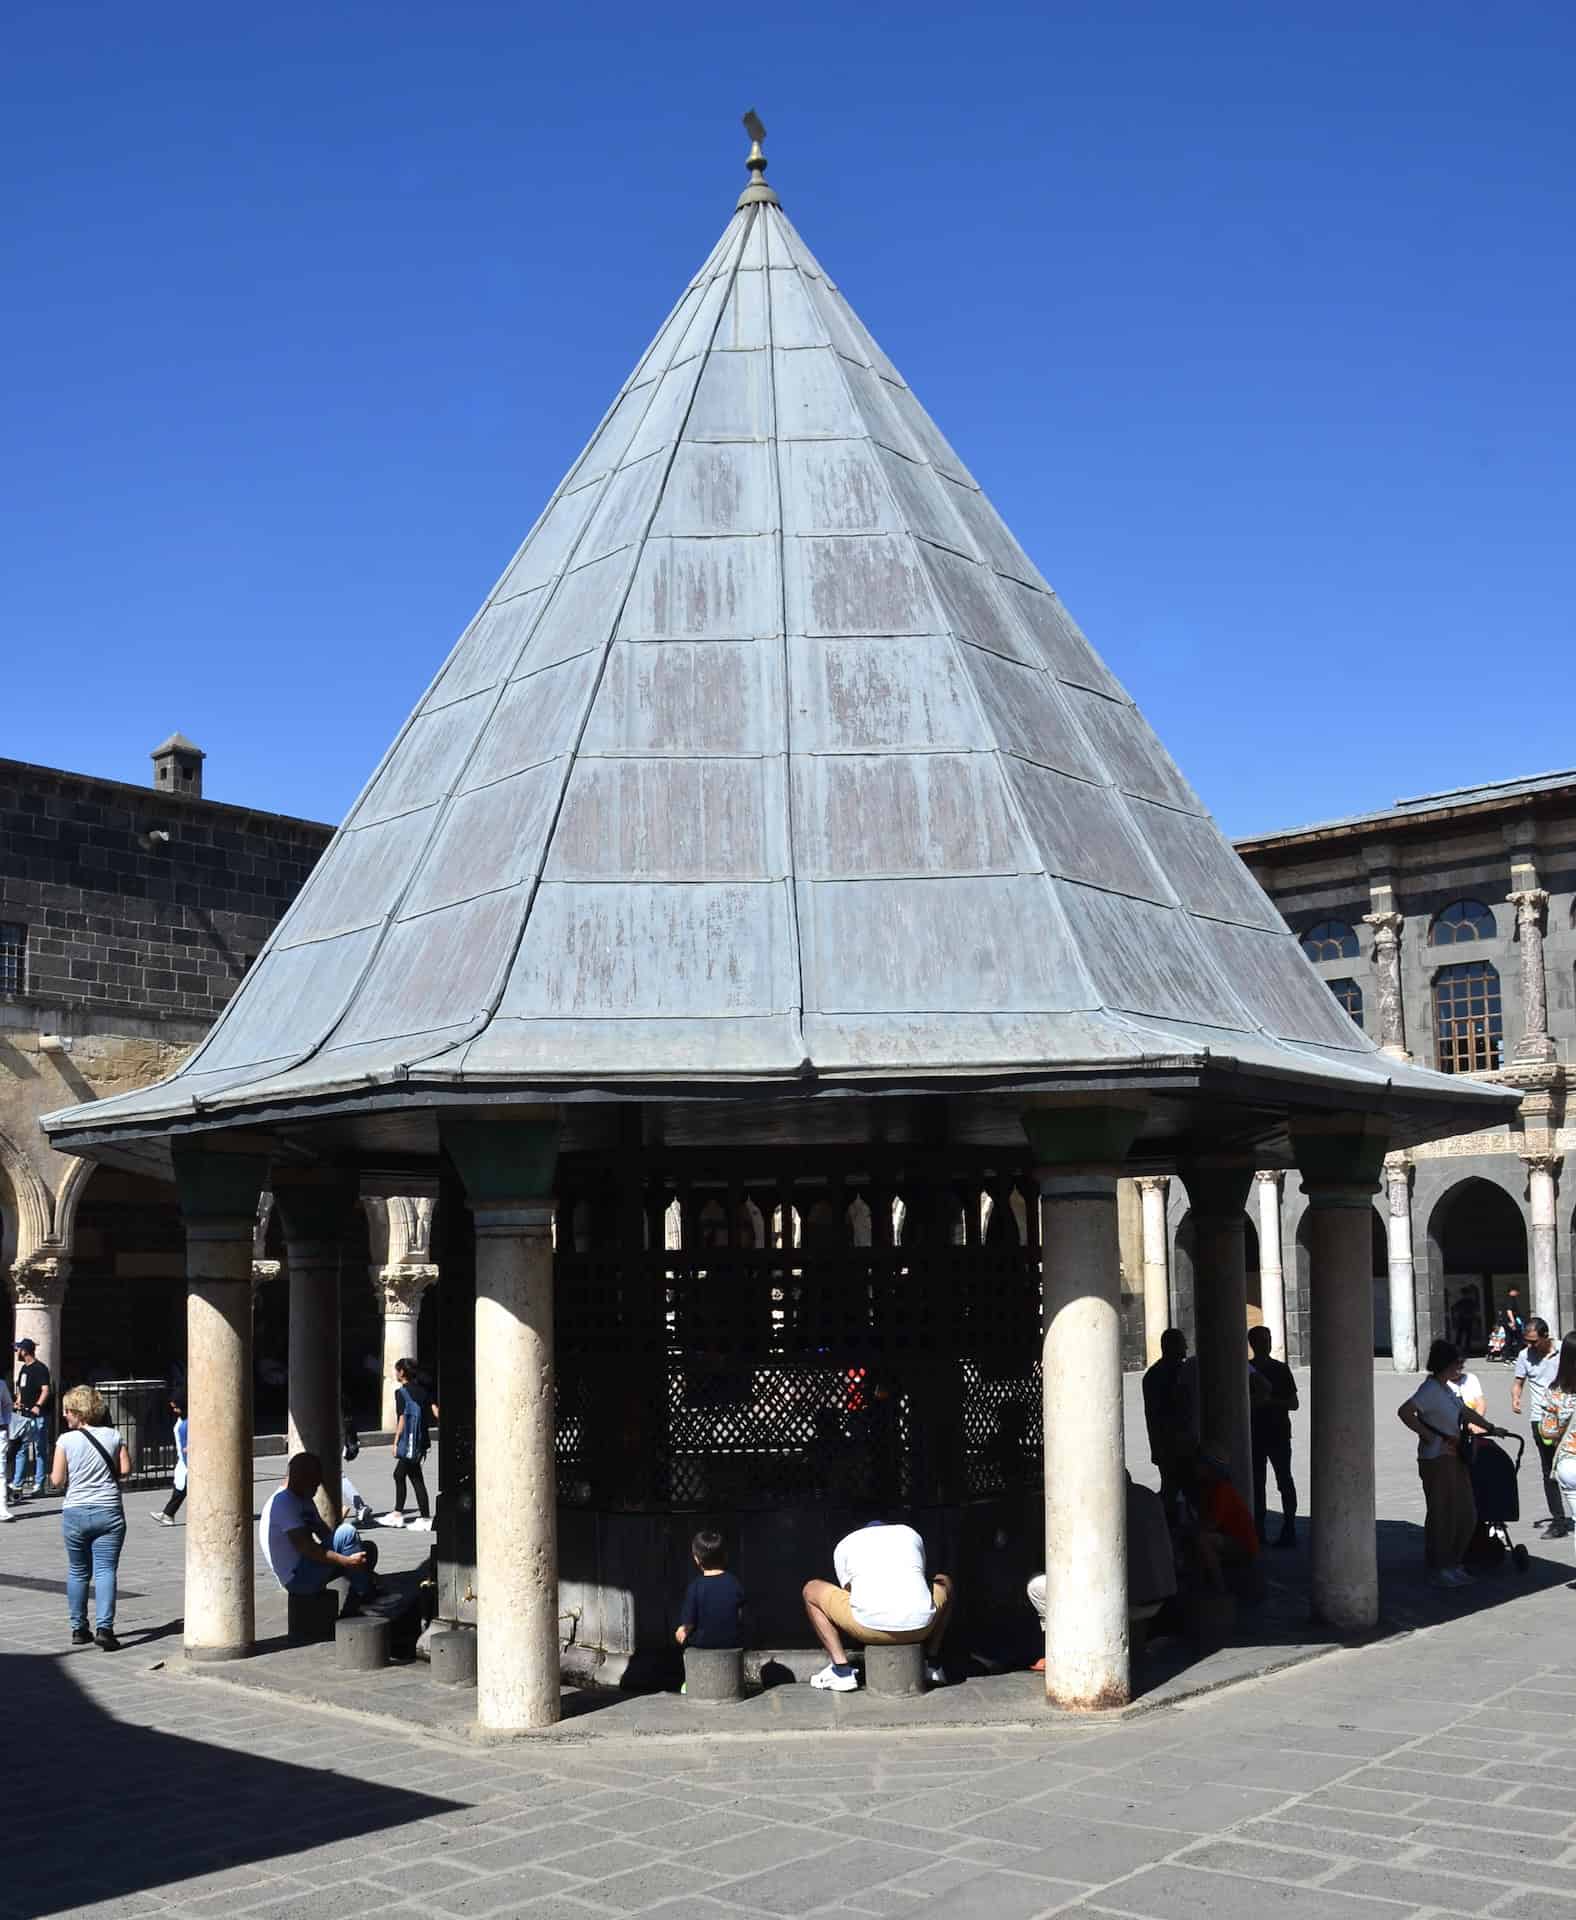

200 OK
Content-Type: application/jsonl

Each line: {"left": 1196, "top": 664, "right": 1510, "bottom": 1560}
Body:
{"left": 4, "top": 1, "right": 1572, "bottom": 837}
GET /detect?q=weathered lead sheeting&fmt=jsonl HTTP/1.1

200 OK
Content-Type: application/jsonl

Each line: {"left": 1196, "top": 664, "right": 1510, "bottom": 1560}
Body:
{"left": 42, "top": 192, "right": 1514, "bottom": 1141}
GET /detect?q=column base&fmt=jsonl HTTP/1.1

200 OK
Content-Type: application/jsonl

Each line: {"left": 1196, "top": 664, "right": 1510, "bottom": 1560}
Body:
{"left": 183, "top": 1642, "right": 255, "bottom": 1664}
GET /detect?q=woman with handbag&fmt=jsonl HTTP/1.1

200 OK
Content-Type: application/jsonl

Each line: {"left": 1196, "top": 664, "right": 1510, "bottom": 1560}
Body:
{"left": 1398, "top": 1339, "right": 1495, "bottom": 1591}
{"left": 49, "top": 1385, "right": 131, "bottom": 1650}
{"left": 1538, "top": 1335, "right": 1576, "bottom": 1558}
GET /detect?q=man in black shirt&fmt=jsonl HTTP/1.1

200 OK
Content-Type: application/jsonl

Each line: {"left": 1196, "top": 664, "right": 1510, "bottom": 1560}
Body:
{"left": 10, "top": 1339, "right": 52, "bottom": 1499}
{"left": 1142, "top": 1329, "right": 1197, "bottom": 1516}
{"left": 1248, "top": 1325, "right": 1299, "bottom": 1548}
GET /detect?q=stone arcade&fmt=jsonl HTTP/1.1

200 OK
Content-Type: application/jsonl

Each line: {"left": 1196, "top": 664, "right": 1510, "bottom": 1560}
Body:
{"left": 44, "top": 132, "right": 1514, "bottom": 1728}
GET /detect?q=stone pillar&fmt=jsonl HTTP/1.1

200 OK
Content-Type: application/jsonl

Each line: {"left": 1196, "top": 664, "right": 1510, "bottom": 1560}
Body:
{"left": 1524, "top": 1154, "right": 1561, "bottom": 1333}
{"left": 442, "top": 1112, "right": 561, "bottom": 1733}
{"left": 1182, "top": 1165, "right": 1254, "bottom": 1511}
{"left": 374, "top": 1263, "right": 439, "bottom": 1430}
{"left": 1254, "top": 1171, "right": 1286, "bottom": 1362}
{"left": 1361, "top": 909, "right": 1410, "bottom": 1060}
{"left": 1509, "top": 889, "right": 1554, "bottom": 1065}
{"left": 1136, "top": 1177, "right": 1171, "bottom": 1365}
{"left": 8, "top": 1252, "right": 69, "bottom": 1380}
{"left": 1023, "top": 1106, "right": 1143, "bottom": 1711}
{"left": 1383, "top": 1156, "right": 1418, "bottom": 1373}
{"left": 172, "top": 1142, "right": 272, "bottom": 1662}
{"left": 274, "top": 1177, "right": 358, "bottom": 1528}
{"left": 1292, "top": 1116, "right": 1388, "bottom": 1632}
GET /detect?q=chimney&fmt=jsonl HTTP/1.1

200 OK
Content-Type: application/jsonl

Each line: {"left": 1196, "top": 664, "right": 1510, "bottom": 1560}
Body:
{"left": 151, "top": 733, "right": 205, "bottom": 799}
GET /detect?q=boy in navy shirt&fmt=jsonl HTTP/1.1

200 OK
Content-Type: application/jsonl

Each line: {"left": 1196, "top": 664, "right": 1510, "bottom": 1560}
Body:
{"left": 675, "top": 1529, "right": 743, "bottom": 1649}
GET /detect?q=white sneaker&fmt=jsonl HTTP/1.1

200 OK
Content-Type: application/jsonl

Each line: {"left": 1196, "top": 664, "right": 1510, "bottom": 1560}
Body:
{"left": 150, "top": 1512, "right": 174, "bottom": 1527}
{"left": 809, "top": 1663, "right": 858, "bottom": 1692}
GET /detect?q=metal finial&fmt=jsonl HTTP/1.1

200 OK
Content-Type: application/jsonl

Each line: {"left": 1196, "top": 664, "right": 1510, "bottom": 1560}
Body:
{"left": 736, "top": 107, "right": 781, "bottom": 209}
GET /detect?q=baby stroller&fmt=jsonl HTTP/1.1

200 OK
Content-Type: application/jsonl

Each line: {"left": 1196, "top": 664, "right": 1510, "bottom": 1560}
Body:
{"left": 1464, "top": 1427, "right": 1529, "bottom": 1572}
{"left": 1486, "top": 1324, "right": 1507, "bottom": 1363}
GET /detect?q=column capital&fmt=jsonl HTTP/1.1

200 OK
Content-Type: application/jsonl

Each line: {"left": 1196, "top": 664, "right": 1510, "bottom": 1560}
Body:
{"left": 1021, "top": 1103, "right": 1145, "bottom": 1173}
{"left": 1361, "top": 908, "right": 1404, "bottom": 945}
{"left": 9, "top": 1251, "right": 70, "bottom": 1308}
{"left": 271, "top": 1170, "right": 362, "bottom": 1245}
{"left": 1134, "top": 1174, "right": 1171, "bottom": 1197}
{"left": 1522, "top": 1152, "right": 1563, "bottom": 1177}
{"left": 373, "top": 1262, "right": 440, "bottom": 1314}
{"left": 250, "top": 1258, "right": 282, "bottom": 1295}
{"left": 1179, "top": 1161, "right": 1254, "bottom": 1218}
{"left": 1252, "top": 1168, "right": 1285, "bottom": 1190}
{"left": 1291, "top": 1112, "right": 1389, "bottom": 1202}
{"left": 171, "top": 1140, "right": 272, "bottom": 1225}
{"left": 1509, "top": 887, "right": 1551, "bottom": 929}
{"left": 441, "top": 1109, "right": 560, "bottom": 1212}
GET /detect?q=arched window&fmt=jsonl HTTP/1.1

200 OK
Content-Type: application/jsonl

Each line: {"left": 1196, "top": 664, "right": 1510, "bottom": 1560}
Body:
{"left": 1301, "top": 919, "right": 1358, "bottom": 962}
{"left": 1328, "top": 977, "right": 1363, "bottom": 1028}
{"left": 1431, "top": 900, "right": 1496, "bottom": 945}
{"left": 1433, "top": 961, "right": 1502, "bottom": 1074}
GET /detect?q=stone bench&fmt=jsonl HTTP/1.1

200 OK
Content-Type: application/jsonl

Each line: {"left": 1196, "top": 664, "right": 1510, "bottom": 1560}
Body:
{"left": 430, "top": 1626, "right": 478, "bottom": 1687}
{"left": 336, "top": 1614, "right": 390, "bottom": 1672}
{"left": 683, "top": 1645, "right": 743, "bottom": 1704}
{"left": 286, "top": 1589, "right": 339, "bottom": 1646}
{"left": 862, "top": 1642, "right": 924, "bottom": 1695}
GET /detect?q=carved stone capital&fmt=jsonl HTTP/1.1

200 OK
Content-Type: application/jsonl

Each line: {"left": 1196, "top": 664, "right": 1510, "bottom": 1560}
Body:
{"left": 1509, "top": 888, "right": 1550, "bottom": 933}
{"left": 1134, "top": 1175, "right": 1171, "bottom": 1198}
{"left": 250, "top": 1258, "right": 282, "bottom": 1295}
{"left": 373, "top": 1262, "right": 439, "bottom": 1318}
{"left": 1252, "top": 1168, "right": 1284, "bottom": 1190}
{"left": 9, "top": 1253, "right": 70, "bottom": 1309}
{"left": 1361, "top": 909, "right": 1404, "bottom": 948}
{"left": 1522, "top": 1153, "right": 1563, "bottom": 1179}
{"left": 1382, "top": 1155, "right": 1413, "bottom": 1211}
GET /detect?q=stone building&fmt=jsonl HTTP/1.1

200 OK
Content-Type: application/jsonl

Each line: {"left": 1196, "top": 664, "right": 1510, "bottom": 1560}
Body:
{"left": 43, "top": 131, "right": 1510, "bottom": 1728}
{"left": 0, "top": 742, "right": 436, "bottom": 1428}
{"left": 1134, "top": 770, "right": 1576, "bottom": 1372}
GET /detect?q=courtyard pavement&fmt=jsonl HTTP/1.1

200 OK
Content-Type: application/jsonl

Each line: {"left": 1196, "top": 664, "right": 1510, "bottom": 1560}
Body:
{"left": 6, "top": 1363, "right": 1576, "bottom": 1920}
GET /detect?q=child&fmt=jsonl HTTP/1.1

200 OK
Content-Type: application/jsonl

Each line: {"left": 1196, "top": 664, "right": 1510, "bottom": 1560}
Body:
{"left": 675, "top": 1528, "right": 744, "bottom": 1652}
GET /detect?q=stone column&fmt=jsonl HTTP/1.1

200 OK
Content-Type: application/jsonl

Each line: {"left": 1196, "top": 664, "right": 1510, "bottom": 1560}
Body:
{"left": 1182, "top": 1166, "right": 1255, "bottom": 1511}
{"left": 1292, "top": 1116, "right": 1388, "bottom": 1632}
{"left": 1361, "top": 909, "right": 1410, "bottom": 1060}
{"left": 375, "top": 1263, "right": 440, "bottom": 1430}
{"left": 274, "top": 1177, "right": 358, "bottom": 1528}
{"left": 1510, "top": 889, "right": 1556, "bottom": 1066}
{"left": 1024, "top": 1106, "right": 1143, "bottom": 1711}
{"left": 1254, "top": 1171, "right": 1286, "bottom": 1362}
{"left": 8, "top": 1252, "right": 69, "bottom": 1379}
{"left": 172, "top": 1143, "right": 272, "bottom": 1662}
{"left": 443, "top": 1111, "right": 561, "bottom": 1732}
{"left": 1524, "top": 1154, "right": 1561, "bottom": 1333}
{"left": 1383, "top": 1156, "right": 1418, "bottom": 1373}
{"left": 1136, "top": 1177, "right": 1171, "bottom": 1365}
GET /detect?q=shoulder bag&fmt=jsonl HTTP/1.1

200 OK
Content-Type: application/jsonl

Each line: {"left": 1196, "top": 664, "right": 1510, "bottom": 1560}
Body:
{"left": 69, "top": 1426, "right": 124, "bottom": 1484}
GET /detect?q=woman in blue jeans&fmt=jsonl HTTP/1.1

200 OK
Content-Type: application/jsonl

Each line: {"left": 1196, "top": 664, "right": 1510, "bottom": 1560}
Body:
{"left": 49, "top": 1385, "right": 130, "bottom": 1651}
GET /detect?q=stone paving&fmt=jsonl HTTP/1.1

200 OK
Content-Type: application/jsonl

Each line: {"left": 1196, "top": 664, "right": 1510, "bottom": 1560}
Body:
{"left": 8, "top": 1365, "right": 1576, "bottom": 1919}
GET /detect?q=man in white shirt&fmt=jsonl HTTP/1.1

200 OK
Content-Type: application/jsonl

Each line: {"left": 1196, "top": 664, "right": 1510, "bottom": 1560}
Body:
{"left": 1513, "top": 1318, "right": 1567, "bottom": 1536}
{"left": 801, "top": 1518, "right": 952, "bottom": 1692}
{"left": 259, "top": 1453, "right": 378, "bottom": 1611}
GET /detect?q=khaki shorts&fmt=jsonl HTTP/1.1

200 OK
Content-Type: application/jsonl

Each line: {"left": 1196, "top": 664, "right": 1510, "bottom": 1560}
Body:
{"left": 821, "top": 1581, "right": 948, "bottom": 1646}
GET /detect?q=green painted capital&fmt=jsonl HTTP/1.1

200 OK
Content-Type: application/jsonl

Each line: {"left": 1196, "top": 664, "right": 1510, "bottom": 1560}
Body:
{"left": 171, "top": 1140, "right": 272, "bottom": 1224}
{"left": 1290, "top": 1113, "right": 1390, "bottom": 1193}
{"left": 441, "top": 1109, "right": 560, "bottom": 1206}
{"left": 271, "top": 1172, "right": 361, "bottom": 1244}
{"left": 1020, "top": 1104, "right": 1145, "bottom": 1170}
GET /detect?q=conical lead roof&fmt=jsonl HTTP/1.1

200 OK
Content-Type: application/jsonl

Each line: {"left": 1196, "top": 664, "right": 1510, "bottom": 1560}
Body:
{"left": 46, "top": 175, "right": 1514, "bottom": 1140}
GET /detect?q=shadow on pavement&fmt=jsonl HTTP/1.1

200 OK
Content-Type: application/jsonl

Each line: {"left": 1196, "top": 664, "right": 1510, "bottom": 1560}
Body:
{"left": 2, "top": 1650, "right": 462, "bottom": 1918}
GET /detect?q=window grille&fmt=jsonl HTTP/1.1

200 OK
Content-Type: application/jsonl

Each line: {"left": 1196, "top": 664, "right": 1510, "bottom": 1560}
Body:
{"left": 1301, "top": 919, "right": 1359, "bottom": 962}
{"left": 1433, "top": 961, "right": 1502, "bottom": 1073}
{"left": 0, "top": 924, "right": 24, "bottom": 995}
{"left": 1431, "top": 900, "right": 1496, "bottom": 945}
{"left": 1328, "top": 977, "right": 1363, "bottom": 1028}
